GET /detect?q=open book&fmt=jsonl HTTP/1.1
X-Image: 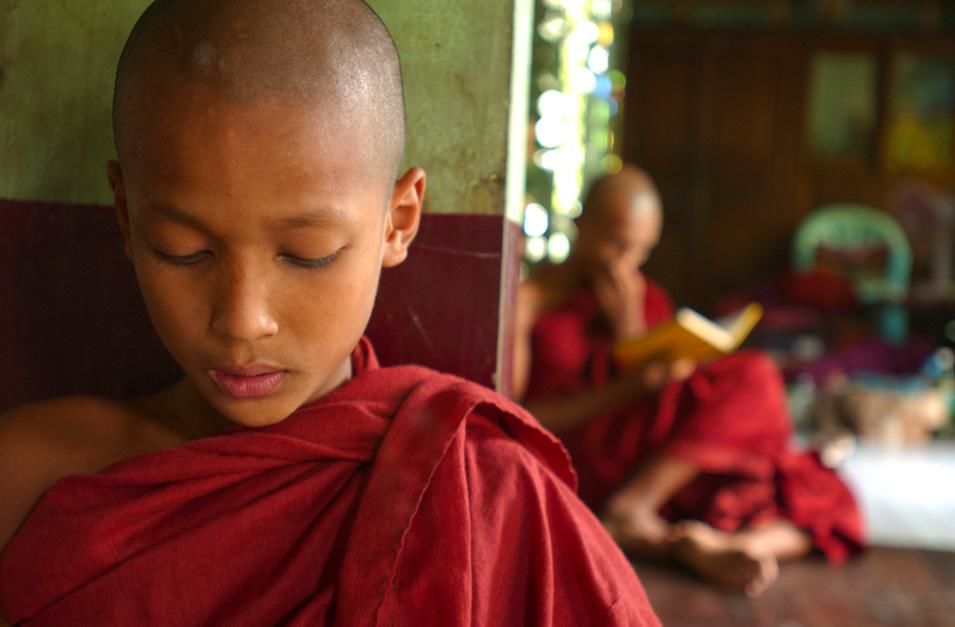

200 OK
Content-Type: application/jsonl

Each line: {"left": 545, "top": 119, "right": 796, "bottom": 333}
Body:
{"left": 612, "top": 302, "right": 763, "bottom": 368}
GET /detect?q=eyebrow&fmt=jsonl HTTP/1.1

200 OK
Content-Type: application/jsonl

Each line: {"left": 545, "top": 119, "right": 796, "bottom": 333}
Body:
{"left": 144, "top": 204, "right": 345, "bottom": 231}
{"left": 271, "top": 208, "right": 345, "bottom": 230}
{"left": 145, "top": 203, "right": 209, "bottom": 232}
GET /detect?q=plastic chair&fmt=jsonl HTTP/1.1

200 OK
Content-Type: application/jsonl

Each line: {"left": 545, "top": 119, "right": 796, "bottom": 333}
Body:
{"left": 792, "top": 204, "right": 913, "bottom": 342}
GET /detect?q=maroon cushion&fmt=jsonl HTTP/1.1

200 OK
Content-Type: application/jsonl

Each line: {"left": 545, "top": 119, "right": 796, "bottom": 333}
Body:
{"left": 782, "top": 268, "right": 859, "bottom": 314}
{"left": 0, "top": 200, "right": 504, "bottom": 412}
{"left": 813, "top": 243, "right": 890, "bottom": 283}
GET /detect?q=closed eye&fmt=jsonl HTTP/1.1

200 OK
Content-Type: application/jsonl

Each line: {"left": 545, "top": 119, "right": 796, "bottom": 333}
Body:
{"left": 153, "top": 248, "right": 211, "bottom": 266}
{"left": 280, "top": 249, "right": 342, "bottom": 269}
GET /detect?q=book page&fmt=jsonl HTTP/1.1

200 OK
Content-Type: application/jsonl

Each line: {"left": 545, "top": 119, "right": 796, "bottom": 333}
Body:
{"left": 715, "top": 303, "right": 763, "bottom": 347}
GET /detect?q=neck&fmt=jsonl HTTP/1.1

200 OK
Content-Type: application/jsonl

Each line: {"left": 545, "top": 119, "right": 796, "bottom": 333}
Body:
{"left": 304, "top": 355, "right": 354, "bottom": 407}
{"left": 168, "top": 380, "right": 237, "bottom": 440}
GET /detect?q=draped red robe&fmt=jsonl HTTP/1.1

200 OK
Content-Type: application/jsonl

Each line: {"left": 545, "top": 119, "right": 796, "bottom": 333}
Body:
{"left": 525, "top": 282, "right": 864, "bottom": 563}
{"left": 0, "top": 339, "right": 659, "bottom": 626}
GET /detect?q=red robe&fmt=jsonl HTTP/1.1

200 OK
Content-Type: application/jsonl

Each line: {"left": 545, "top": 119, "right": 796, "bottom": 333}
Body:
{"left": 525, "top": 282, "right": 865, "bottom": 563}
{"left": 0, "top": 339, "right": 659, "bottom": 626}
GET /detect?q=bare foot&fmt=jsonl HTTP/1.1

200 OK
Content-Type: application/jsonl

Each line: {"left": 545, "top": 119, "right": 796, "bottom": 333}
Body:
{"left": 670, "top": 521, "right": 779, "bottom": 597}
{"left": 601, "top": 494, "right": 669, "bottom": 559}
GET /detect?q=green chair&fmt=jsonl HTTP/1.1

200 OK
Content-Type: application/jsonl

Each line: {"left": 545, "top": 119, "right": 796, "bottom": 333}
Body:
{"left": 792, "top": 204, "right": 913, "bottom": 342}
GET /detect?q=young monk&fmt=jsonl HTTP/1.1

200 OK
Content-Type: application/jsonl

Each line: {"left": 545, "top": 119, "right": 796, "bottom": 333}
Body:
{"left": 514, "top": 166, "right": 865, "bottom": 597}
{"left": 0, "top": 3, "right": 660, "bottom": 624}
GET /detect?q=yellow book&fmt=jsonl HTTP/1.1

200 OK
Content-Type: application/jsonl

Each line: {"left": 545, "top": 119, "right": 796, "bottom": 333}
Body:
{"left": 612, "top": 302, "right": 763, "bottom": 368}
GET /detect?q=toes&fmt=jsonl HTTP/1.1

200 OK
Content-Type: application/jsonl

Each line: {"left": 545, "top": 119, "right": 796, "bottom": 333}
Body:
{"left": 744, "top": 557, "right": 779, "bottom": 598}
{"left": 745, "top": 573, "right": 771, "bottom": 598}
{"left": 669, "top": 527, "right": 781, "bottom": 595}
{"left": 745, "top": 580, "right": 766, "bottom": 598}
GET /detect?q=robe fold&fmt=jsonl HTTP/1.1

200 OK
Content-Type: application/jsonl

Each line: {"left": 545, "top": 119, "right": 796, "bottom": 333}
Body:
{"left": 525, "top": 282, "right": 865, "bottom": 563}
{"left": 0, "top": 339, "right": 659, "bottom": 626}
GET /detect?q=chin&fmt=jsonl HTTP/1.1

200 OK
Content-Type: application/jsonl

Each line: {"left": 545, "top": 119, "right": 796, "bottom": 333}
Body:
{"left": 210, "top": 394, "right": 304, "bottom": 429}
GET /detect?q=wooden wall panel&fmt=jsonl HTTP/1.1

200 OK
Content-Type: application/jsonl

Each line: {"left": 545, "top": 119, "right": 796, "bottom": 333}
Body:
{"left": 624, "top": 26, "right": 955, "bottom": 311}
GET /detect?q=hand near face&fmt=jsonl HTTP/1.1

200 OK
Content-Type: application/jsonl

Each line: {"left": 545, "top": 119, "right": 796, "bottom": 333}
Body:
{"left": 594, "top": 261, "right": 646, "bottom": 341}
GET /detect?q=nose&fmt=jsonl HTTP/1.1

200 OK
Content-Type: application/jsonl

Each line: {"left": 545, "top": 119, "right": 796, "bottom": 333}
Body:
{"left": 209, "top": 257, "right": 279, "bottom": 343}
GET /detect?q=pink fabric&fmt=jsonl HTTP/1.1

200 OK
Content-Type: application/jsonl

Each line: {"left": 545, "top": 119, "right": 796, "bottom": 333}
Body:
{"left": 0, "top": 338, "right": 659, "bottom": 626}
{"left": 525, "top": 282, "right": 865, "bottom": 563}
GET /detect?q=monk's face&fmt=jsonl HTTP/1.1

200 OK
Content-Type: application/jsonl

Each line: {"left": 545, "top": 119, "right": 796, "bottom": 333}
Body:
{"left": 109, "top": 84, "right": 422, "bottom": 427}
{"left": 577, "top": 192, "right": 662, "bottom": 277}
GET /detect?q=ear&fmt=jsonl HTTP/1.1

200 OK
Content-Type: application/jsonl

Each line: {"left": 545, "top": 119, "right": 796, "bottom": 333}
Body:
{"left": 107, "top": 160, "right": 133, "bottom": 261}
{"left": 382, "top": 167, "right": 426, "bottom": 268}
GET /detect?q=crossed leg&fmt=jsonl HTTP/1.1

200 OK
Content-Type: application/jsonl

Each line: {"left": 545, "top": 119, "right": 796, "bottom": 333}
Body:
{"left": 601, "top": 455, "right": 811, "bottom": 596}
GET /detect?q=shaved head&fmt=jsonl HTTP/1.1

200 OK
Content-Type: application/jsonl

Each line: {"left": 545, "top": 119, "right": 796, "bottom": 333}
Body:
{"left": 581, "top": 165, "right": 661, "bottom": 226}
{"left": 104, "top": 0, "right": 427, "bottom": 430}
{"left": 573, "top": 164, "right": 663, "bottom": 274}
{"left": 113, "top": 0, "right": 406, "bottom": 181}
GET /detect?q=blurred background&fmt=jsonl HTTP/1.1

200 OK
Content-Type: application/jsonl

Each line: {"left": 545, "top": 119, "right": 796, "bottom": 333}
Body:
{"left": 522, "top": 1, "right": 955, "bottom": 622}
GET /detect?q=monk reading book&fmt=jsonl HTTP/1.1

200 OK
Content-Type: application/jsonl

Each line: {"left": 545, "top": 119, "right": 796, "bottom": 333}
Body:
{"left": 0, "top": 3, "right": 659, "bottom": 625}
{"left": 612, "top": 302, "right": 763, "bottom": 369}
{"left": 514, "top": 166, "right": 865, "bottom": 597}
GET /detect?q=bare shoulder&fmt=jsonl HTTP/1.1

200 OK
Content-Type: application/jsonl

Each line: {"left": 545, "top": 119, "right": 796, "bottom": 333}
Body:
{"left": 0, "top": 396, "right": 151, "bottom": 475}
{"left": 0, "top": 396, "right": 167, "bottom": 552}
{"left": 1, "top": 395, "right": 137, "bottom": 445}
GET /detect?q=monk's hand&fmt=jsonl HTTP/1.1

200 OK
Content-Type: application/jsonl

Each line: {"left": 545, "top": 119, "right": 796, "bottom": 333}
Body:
{"left": 638, "top": 358, "right": 696, "bottom": 393}
{"left": 669, "top": 358, "right": 696, "bottom": 382}
{"left": 639, "top": 361, "right": 670, "bottom": 392}
{"left": 594, "top": 262, "right": 646, "bottom": 340}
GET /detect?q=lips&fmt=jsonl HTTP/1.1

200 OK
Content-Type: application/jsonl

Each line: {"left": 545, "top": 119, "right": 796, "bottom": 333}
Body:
{"left": 209, "top": 365, "right": 288, "bottom": 399}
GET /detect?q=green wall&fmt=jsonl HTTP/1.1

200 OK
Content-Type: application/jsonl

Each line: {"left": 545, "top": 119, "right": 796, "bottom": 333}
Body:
{"left": 376, "top": 2, "right": 518, "bottom": 216}
{"left": 0, "top": 2, "right": 149, "bottom": 204}
{"left": 0, "top": 1, "right": 529, "bottom": 216}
